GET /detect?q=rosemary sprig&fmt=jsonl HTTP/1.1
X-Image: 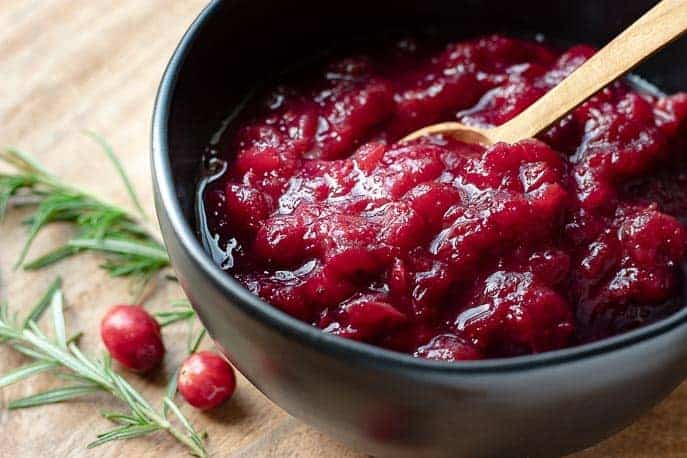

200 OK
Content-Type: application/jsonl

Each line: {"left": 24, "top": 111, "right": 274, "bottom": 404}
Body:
{"left": 154, "top": 299, "right": 206, "bottom": 410}
{"left": 155, "top": 300, "right": 198, "bottom": 327}
{"left": 155, "top": 300, "right": 207, "bottom": 356}
{"left": 0, "top": 136, "right": 170, "bottom": 286}
{"left": 0, "top": 282, "right": 207, "bottom": 457}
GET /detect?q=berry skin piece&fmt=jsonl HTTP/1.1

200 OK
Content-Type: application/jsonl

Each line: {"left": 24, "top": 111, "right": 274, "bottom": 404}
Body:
{"left": 178, "top": 351, "right": 237, "bottom": 410}
{"left": 100, "top": 305, "right": 165, "bottom": 373}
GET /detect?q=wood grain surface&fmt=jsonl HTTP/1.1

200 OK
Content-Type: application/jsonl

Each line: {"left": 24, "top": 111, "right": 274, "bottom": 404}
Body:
{"left": 1, "top": 1, "right": 686, "bottom": 456}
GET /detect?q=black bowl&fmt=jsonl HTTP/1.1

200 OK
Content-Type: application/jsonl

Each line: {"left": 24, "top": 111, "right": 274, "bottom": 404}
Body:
{"left": 152, "top": 1, "right": 687, "bottom": 456}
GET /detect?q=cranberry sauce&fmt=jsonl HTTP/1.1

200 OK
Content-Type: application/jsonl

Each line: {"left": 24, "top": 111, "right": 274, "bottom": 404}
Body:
{"left": 201, "top": 35, "right": 687, "bottom": 361}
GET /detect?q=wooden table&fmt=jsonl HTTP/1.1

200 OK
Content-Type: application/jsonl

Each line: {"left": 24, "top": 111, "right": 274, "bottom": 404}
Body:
{"left": 1, "top": 1, "right": 686, "bottom": 456}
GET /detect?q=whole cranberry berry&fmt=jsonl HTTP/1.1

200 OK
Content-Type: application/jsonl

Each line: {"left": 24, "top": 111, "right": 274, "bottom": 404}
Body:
{"left": 100, "top": 305, "right": 165, "bottom": 372}
{"left": 178, "top": 351, "right": 236, "bottom": 410}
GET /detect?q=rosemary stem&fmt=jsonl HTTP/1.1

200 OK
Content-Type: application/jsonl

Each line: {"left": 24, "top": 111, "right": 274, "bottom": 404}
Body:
{"left": 147, "top": 409, "right": 207, "bottom": 458}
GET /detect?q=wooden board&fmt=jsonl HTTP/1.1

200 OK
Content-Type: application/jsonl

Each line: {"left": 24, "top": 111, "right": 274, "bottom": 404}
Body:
{"left": 1, "top": 1, "right": 686, "bottom": 456}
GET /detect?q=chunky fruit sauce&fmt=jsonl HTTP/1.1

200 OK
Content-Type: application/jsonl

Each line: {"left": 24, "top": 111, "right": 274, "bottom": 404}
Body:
{"left": 203, "top": 35, "right": 687, "bottom": 361}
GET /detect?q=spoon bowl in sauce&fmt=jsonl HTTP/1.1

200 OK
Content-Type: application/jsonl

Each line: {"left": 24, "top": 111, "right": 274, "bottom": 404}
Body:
{"left": 402, "top": 0, "right": 687, "bottom": 145}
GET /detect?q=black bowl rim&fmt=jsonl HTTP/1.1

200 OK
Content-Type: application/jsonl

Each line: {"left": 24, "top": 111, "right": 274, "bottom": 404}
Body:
{"left": 152, "top": 0, "right": 687, "bottom": 374}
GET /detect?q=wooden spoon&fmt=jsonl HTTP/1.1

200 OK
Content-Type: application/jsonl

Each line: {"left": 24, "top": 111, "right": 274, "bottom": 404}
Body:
{"left": 402, "top": 0, "right": 687, "bottom": 145}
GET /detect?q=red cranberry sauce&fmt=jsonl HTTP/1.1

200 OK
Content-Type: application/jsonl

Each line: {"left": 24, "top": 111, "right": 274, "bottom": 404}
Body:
{"left": 204, "top": 35, "right": 687, "bottom": 360}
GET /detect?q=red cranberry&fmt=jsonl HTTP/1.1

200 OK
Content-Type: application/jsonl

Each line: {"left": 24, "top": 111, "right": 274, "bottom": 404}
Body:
{"left": 178, "top": 351, "right": 237, "bottom": 410}
{"left": 100, "top": 305, "right": 165, "bottom": 372}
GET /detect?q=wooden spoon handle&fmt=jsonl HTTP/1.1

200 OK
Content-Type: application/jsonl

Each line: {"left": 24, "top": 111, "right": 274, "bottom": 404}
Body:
{"left": 491, "top": 0, "right": 687, "bottom": 144}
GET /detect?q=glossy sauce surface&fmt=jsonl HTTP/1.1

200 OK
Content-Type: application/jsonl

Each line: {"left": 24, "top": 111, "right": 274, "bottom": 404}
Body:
{"left": 203, "top": 35, "right": 687, "bottom": 360}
